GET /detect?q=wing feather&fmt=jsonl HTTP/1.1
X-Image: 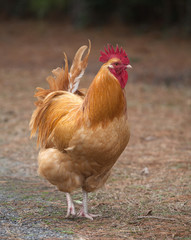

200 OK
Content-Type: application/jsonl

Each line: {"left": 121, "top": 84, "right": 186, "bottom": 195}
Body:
{"left": 30, "top": 91, "right": 82, "bottom": 148}
{"left": 30, "top": 41, "right": 91, "bottom": 147}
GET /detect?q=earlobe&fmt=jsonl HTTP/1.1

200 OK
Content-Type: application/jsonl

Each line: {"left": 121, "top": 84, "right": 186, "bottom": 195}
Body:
{"left": 108, "top": 64, "right": 114, "bottom": 69}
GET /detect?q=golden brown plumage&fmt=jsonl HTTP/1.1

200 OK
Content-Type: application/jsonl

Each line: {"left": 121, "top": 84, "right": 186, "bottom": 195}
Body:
{"left": 30, "top": 41, "right": 131, "bottom": 220}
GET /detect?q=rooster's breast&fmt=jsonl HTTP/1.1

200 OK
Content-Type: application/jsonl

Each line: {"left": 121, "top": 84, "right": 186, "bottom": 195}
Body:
{"left": 67, "top": 115, "right": 130, "bottom": 171}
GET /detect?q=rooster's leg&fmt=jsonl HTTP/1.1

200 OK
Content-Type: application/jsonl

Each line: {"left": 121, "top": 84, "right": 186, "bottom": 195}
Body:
{"left": 65, "top": 193, "right": 76, "bottom": 217}
{"left": 78, "top": 190, "right": 100, "bottom": 220}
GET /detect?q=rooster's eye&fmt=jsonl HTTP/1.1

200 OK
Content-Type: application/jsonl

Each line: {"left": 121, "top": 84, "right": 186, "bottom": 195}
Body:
{"left": 115, "top": 63, "right": 119, "bottom": 66}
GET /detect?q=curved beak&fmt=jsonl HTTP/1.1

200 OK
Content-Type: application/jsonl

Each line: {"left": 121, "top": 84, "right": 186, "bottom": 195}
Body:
{"left": 126, "top": 64, "right": 132, "bottom": 69}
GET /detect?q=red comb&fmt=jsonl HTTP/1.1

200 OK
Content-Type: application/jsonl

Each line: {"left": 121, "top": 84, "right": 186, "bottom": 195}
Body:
{"left": 99, "top": 44, "right": 130, "bottom": 65}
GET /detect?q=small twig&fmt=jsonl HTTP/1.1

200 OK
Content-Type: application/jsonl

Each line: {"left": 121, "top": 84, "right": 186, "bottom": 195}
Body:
{"left": 37, "top": 199, "right": 66, "bottom": 207}
{"left": 137, "top": 215, "right": 177, "bottom": 221}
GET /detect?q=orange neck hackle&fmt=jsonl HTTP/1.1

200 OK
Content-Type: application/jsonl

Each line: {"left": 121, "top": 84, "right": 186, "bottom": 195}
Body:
{"left": 82, "top": 59, "right": 127, "bottom": 127}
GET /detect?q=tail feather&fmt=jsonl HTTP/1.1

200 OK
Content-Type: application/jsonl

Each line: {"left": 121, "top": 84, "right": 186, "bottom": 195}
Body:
{"left": 33, "top": 41, "right": 91, "bottom": 105}
{"left": 46, "top": 52, "right": 69, "bottom": 92}
{"left": 30, "top": 41, "right": 91, "bottom": 144}
{"left": 30, "top": 90, "right": 65, "bottom": 143}
{"left": 68, "top": 40, "right": 91, "bottom": 93}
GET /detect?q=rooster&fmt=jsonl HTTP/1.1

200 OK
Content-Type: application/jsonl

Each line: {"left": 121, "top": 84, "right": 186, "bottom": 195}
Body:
{"left": 30, "top": 41, "right": 132, "bottom": 220}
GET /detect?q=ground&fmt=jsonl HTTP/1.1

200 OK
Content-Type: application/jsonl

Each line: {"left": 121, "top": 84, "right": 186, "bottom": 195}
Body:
{"left": 0, "top": 21, "right": 191, "bottom": 240}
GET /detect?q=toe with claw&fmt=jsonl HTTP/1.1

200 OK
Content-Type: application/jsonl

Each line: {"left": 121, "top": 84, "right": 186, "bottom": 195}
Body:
{"left": 65, "top": 193, "right": 76, "bottom": 218}
{"left": 77, "top": 190, "right": 101, "bottom": 220}
{"left": 66, "top": 206, "right": 76, "bottom": 218}
{"left": 78, "top": 208, "right": 100, "bottom": 220}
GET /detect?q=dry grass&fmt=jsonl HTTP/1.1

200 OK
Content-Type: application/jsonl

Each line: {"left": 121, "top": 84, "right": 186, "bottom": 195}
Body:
{"left": 0, "top": 21, "right": 191, "bottom": 240}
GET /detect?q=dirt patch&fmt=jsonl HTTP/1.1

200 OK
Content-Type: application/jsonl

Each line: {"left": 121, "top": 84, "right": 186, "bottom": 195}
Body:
{"left": 0, "top": 21, "right": 191, "bottom": 239}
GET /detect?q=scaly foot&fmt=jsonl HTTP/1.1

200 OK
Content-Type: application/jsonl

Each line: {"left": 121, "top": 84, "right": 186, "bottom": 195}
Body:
{"left": 65, "top": 193, "right": 76, "bottom": 218}
{"left": 66, "top": 206, "right": 76, "bottom": 218}
{"left": 77, "top": 208, "right": 100, "bottom": 220}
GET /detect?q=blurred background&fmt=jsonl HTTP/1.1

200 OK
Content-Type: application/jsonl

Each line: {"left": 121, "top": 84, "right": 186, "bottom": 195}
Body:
{"left": 0, "top": 1, "right": 191, "bottom": 239}
{"left": 1, "top": 0, "right": 191, "bottom": 30}
{"left": 0, "top": 0, "right": 191, "bottom": 86}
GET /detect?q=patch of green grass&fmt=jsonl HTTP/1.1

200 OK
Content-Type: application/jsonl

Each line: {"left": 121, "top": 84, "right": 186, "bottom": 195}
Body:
{"left": 46, "top": 197, "right": 55, "bottom": 201}
{"left": 22, "top": 195, "right": 35, "bottom": 200}
{"left": 54, "top": 228, "right": 74, "bottom": 234}
{"left": 43, "top": 191, "right": 50, "bottom": 194}
{"left": 36, "top": 206, "right": 46, "bottom": 213}
{"left": 6, "top": 205, "right": 16, "bottom": 210}
{"left": 11, "top": 216, "right": 22, "bottom": 222}
{"left": 24, "top": 212, "right": 34, "bottom": 216}
{"left": 1, "top": 201, "right": 9, "bottom": 205}
{"left": 43, "top": 219, "right": 52, "bottom": 225}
